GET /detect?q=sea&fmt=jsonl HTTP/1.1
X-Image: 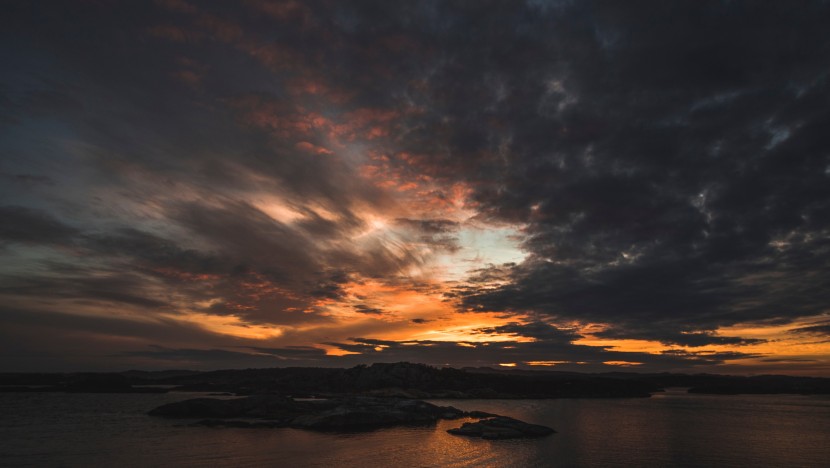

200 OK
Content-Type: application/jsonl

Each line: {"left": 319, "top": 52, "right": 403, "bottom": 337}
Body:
{"left": 0, "top": 389, "right": 828, "bottom": 467}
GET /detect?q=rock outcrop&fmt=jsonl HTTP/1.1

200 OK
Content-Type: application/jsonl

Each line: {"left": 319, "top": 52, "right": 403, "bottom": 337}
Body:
{"left": 150, "top": 395, "right": 556, "bottom": 438}
{"left": 290, "top": 398, "right": 464, "bottom": 430}
{"left": 150, "top": 395, "right": 465, "bottom": 431}
{"left": 447, "top": 416, "right": 556, "bottom": 439}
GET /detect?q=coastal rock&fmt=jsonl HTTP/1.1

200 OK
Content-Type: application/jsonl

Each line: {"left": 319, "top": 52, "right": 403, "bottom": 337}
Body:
{"left": 149, "top": 396, "right": 466, "bottom": 431}
{"left": 447, "top": 416, "right": 555, "bottom": 439}
{"left": 290, "top": 397, "right": 464, "bottom": 430}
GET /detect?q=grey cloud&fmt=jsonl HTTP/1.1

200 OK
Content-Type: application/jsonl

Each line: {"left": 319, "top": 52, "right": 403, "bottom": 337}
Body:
{"left": 0, "top": 173, "right": 56, "bottom": 187}
{"left": 0, "top": 305, "right": 247, "bottom": 371}
{"left": 395, "top": 218, "right": 459, "bottom": 234}
{"left": 84, "top": 228, "right": 226, "bottom": 276}
{"left": 474, "top": 321, "right": 582, "bottom": 343}
{"left": 394, "top": 218, "right": 461, "bottom": 253}
{"left": 121, "top": 345, "right": 329, "bottom": 366}
{"left": 0, "top": 272, "right": 170, "bottom": 309}
{"left": 0, "top": 305, "right": 217, "bottom": 344}
{"left": 118, "top": 346, "right": 292, "bottom": 369}
{"left": 789, "top": 323, "right": 830, "bottom": 337}
{"left": 353, "top": 304, "right": 385, "bottom": 315}
{"left": 243, "top": 346, "right": 329, "bottom": 360}
{"left": 594, "top": 329, "right": 766, "bottom": 348}
{"left": 317, "top": 1, "right": 830, "bottom": 340}
{"left": 0, "top": 205, "right": 78, "bottom": 246}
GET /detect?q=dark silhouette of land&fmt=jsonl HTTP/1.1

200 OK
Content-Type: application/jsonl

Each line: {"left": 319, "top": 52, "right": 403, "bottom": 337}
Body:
{"left": 2, "top": 362, "right": 829, "bottom": 396}
{"left": 5, "top": 362, "right": 828, "bottom": 437}
{"left": 147, "top": 394, "right": 554, "bottom": 438}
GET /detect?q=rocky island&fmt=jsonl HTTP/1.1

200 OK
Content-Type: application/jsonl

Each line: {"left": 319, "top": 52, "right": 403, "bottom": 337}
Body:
{"left": 447, "top": 416, "right": 556, "bottom": 439}
{"left": 148, "top": 394, "right": 555, "bottom": 438}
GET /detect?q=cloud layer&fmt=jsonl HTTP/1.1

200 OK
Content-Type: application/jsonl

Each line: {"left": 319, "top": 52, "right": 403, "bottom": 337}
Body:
{"left": 1, "top": 1, "right": 828, "bottom": 374}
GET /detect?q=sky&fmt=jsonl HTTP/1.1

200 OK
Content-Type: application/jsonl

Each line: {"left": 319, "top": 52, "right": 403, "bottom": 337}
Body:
{"left": 1, "top": 0, "right": 829, "bottom": 375}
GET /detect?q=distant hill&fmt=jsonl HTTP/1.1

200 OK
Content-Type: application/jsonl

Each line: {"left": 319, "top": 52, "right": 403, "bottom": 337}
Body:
{"left": 2, "top": 362, "right": 829, "bottom": 396}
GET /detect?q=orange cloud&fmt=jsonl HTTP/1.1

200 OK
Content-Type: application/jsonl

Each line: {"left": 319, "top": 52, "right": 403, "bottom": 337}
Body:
{"left": 295, "top": 141, "right": 333, "bottom": 155}
{"left": 229, "top": 95, "right": 332, "bottom": 139}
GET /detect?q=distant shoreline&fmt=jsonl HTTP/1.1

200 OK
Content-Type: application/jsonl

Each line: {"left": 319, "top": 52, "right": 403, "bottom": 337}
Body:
{"left": 2, "top": 362, "right": 829, "bottom": 397}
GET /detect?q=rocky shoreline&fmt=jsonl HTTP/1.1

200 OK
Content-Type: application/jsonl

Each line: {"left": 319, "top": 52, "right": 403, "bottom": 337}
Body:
{"left": 148, "top": 395, "right": 555, "bottom": 439}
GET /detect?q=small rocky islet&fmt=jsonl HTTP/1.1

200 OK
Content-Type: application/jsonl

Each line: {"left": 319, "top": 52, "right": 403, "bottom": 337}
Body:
{"left": 447, "top": 416, "right": 556, "bottom": 439}
{"left": 148, "top": 394, "right": 555, "bottom": 439}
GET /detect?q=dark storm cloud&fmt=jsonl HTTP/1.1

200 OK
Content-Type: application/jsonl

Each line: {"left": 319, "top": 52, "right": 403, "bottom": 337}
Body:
{"left": 0, "top": 205, "right": 78, "bottom": 245}
{"left": 0, "top": 305, "right": 216, "bottom": 344}
{"left": 409, "top": 0, "right": 830, "bottom": 343}
{"left": 243, "top": 346, "right": 329, "bottom": 360}
{"left": 0, "top": 173, "right": 55, "bottom": 187}
{"left": 394, "top": 218, "right": 461, "bottom": 252}
{"left": 0, "top": 273, "right": 171, "bottom": 309}
{"left": 122, "top": 347, "right": 262, "bottom": 361}
{"left": 353, "top": 304, "right": 385, "bottom": 315}
{"left": 19, "top": 89, "right": 84, "bottom": 116}
{"left": 789, "top": 323, "right": 830, "bottom": 337}
{"left": 0, "top": 304, "right": 247, "bottom": 371}
{"left": 593, "top": 328, "right": 766, "bottom": 348}
{"left": 395, "top": 219, "right": 459, "bottom": 234}
{"left": 117, "top": 346, "right": 305, "bottom": 369}
{"left": 474, "top": 321, "right": 582, "bottom": 343}
{"left": 171, "top": 200, "right": 318, "bottom": 280}
{"left": 120, "top": 345, "right": 329, "bottom": 366}
{"left": 85, "top": 228, "right": 226, "bottom": 276}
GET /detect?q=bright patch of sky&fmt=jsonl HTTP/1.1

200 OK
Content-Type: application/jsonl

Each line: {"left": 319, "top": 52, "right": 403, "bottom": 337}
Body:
{"left": 434, "top": 223, "right": 527, "bottom": 281}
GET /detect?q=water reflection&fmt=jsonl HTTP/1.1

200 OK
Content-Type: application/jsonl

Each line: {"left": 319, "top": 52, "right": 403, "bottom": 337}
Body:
{"left": 0, "top": 391, "right": 828, "bottom": 467}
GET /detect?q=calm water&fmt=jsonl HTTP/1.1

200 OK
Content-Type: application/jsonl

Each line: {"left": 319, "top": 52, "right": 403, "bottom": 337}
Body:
{"left": 1, "top": 389, "right": 828, "bottom": 467}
